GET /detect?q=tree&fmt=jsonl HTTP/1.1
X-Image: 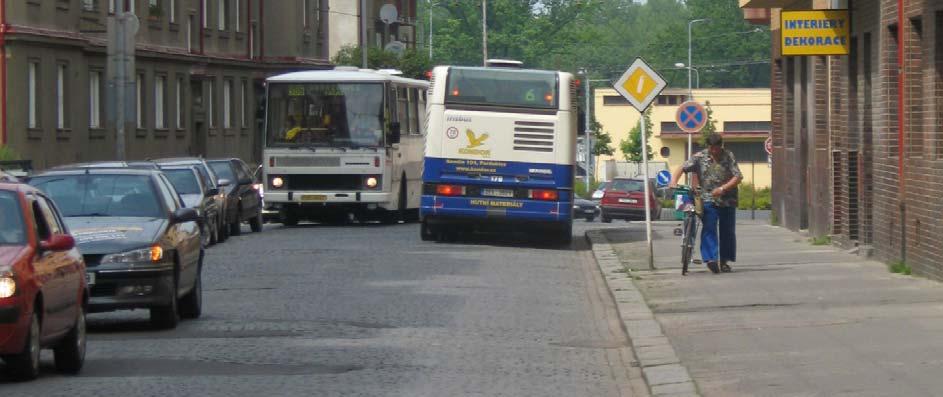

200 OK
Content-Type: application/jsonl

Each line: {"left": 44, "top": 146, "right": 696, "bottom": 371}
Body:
{"left": 331, "top": 46, "right": 432, "bottom": 80}
{"left": 698, "top": 101, "right": 719, "bottom": 146}
{"left": 590, "top": 120, "right": 614, "bottom": 156}
{"left": 620, "top": 110, "right": 654, "bottom": 163}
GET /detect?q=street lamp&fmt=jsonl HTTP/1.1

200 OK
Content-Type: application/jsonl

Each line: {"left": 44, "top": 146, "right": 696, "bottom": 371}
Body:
{"left": 427, "top": 0, "right": 441, "bottom": 59}
{"left": 577, "top": 68, "right": 611, "bottom": 192}
{"left": 674, "top": 63, "right": 700, "bottom": 89}
{"left": 686, "top": 18, "right": 710, "bottom": 159}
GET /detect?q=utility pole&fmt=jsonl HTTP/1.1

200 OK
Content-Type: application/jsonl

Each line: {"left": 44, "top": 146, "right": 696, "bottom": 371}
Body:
{"left": 687, "top": 18, "right": 709, "bottom": 159}
{"left": 361, "top": 0, "right": 368, "bottom": 68}
{"left": 106, "top": 12, "right": 138, "bottom": 161}
{"left": 584, "top": 76, "right": 591, "bottom": 193}
{"left": 482, "top": 0, "right": 487, "bottom": 66}
{"left": 428, "top": 0, "right": 433, "bottom": 59}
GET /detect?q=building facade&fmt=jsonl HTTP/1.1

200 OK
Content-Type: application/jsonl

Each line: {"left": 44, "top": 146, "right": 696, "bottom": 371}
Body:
{"left": 594, "top": 88, "right": 772, "bottom": 188}
{"left": 741, "top": 0, "right": 943, "bottom": 280}
{"left": 0, "top": 0, "right": 416, "bottom": 169}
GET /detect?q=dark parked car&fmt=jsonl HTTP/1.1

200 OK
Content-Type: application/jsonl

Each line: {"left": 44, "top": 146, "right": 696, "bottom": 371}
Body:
{"left": 0, "top": 182, "right": 87, "bottom": 380}
{"left": 600, "top": 178, "right": 659, "bottom": 223}
{"left": 207, "top": 158, "right": 264, "bottom": 234}
{"left": 153, "top": 158, "right": 228, "bottom": 240}
{"left": 573, "top": 198, "right": 601, "bottom": 222}
{"left": 49, "top": 161, "right": 160, "bottom": 171}
{"left": 28, "top": 168, "right": 203, "bottom": 329}
{"left": 159, "top": 165, "right": 222, "bottom": 248}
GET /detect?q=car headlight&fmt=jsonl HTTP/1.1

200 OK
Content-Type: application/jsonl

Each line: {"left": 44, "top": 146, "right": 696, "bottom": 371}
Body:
{"left": 0, "top": 271, "right": 15, "bottom": 299}
{"left": 270, "top": 176, "right": 285, "bottom": 189}
{"left": 364, "top": 176, "right": 381, "bottom": 189}
{"left": 101, "top": 246, "right": 164, "bottom": 265}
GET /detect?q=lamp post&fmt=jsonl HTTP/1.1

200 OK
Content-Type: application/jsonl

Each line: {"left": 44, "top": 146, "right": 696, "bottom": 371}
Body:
{"left": 673, "top": 63, "right": 700, "bottom": 89}
{"left": 427, "top": 0, "right": 440, "bottom": 59}
{"left": 482, "top": 0, "right": 488, "bottom": 66}
{"left": 687, "top": 18, "right": 709, "bottom": 158}
{"left": 578, "top": 69, "right": 610, "bottom": 193}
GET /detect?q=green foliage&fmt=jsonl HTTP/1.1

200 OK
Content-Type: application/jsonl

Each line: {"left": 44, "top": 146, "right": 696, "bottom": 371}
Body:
{"left": 418, "top": 0, "right": 770, "bottom": 87}
{"left": 698, "top": 101, "right": 719, "bottom": 146}
{"left": 0, "top": 145, "right": 18, "bottom": 161}
{"left": 661, "top": 198, "right": 676, "bottom": 209}
{"left": 810, "top": 236, "right": 832, "bottom": 246}
{"left": 590, "top": 120, "right": 614, "bottom": 156}
{"left": 620, "top": 110, "right": 654, "bottom": 162}
{"left": 574, "top": 179, "right": 603, "bottom": 199}
{"left": 737, "top": 183, "right": 771, "bottom": 210}
{"left": 331, "top": 45, "right": 432, "bottom": 80}
{"left": 889, "top": 261, "right": 912, "bottom": 275}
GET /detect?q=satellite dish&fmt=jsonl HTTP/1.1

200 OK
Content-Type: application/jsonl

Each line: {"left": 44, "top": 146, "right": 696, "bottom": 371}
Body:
{"left": 384, "top": 41, "right": 406, "bottom": 57}
{"left": 379, "top": 4, "right": 399, "bottom": 25}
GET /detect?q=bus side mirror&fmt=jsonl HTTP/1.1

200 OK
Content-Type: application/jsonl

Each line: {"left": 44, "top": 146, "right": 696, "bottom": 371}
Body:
{"left": 389, "top": 122, "right": 402, "bottom": 144}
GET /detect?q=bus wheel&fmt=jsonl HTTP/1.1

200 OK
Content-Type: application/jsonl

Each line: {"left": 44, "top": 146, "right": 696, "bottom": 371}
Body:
{"left": 420, "top": 220, "right": 435, "bottom": 241}
{"left": 556, "top": 223, "right": 573, "bottom": 247}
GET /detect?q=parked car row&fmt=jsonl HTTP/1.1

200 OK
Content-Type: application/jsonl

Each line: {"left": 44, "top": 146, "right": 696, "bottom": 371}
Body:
{"left": 0, "top": 157, "right": 262, "bottom": 381}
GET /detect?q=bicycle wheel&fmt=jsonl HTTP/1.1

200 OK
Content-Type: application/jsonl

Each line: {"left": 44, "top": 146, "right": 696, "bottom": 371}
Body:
{"left": 681, "top": 213, "right": 697, "bottom": 275}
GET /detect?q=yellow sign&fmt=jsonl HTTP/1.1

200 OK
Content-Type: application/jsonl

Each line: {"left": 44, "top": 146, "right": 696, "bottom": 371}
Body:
{"left": 781, "top": 10, "right": 850, "bottom": 56}
{"left": 300, "top": 194, "right": 327, "bottom": 202}
{"left": 613, "top": 58, "right": 667, "bottom": 112}
{"left": 470, "top": 199, "right": 524, "bottom": 208}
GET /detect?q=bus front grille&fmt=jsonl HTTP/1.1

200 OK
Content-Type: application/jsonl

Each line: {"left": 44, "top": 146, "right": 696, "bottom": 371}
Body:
{"left": 514, "top": 121, "right": 555, "bottom": 153}
{"left": 287, "top": 175, "right": 363, "bottom": 191}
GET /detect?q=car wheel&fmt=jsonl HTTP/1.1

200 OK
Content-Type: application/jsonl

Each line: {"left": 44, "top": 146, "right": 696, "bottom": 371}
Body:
{"left": 200, "top": 222, "right": 211, "bottom": 249}
{"left": 150, "top": 273, "right": 180, "bottom": 330}
{"left": 420, "top": 219, "right": 435, "bottom": 241}
{"left": 217, "top": 211, "right": 230, "bottom": 242}
{"left": 229, "top": 210, "right": 243, "bottom": 236}
{"left": 53, "top": 304, "right": 86, "bottom": 374}
{"left": 8, "top": 310, "right": 41, "bottom": 380}
{"left": 249, "top": 210, "right": 263, "bottom": 233}
{"left": 282, "top": 209, "right": 299, "bottom": 227}
{"left": 180, "top": 258, "right": 203, "bottom": 319}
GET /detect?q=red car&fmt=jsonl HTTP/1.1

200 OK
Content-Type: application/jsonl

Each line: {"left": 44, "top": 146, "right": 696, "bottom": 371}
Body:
{"left": 600, "top": 178, "right": 659, "bottom": 223}
{"left": 0, "top": 182, "right": 87, "bottom": 380}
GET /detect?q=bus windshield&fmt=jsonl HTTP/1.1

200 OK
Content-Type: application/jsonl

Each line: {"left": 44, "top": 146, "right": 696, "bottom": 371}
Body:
{"left": 267, "top": 83, "right": 385, "bottom": 148}
{"left": 445, "top": 68, "right": 558, "bottom": 110}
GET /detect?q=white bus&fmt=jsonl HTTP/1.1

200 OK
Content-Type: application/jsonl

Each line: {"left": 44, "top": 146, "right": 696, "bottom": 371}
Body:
{"left": 420, "top": 65, "right": 578, "bottom": 244}
{"left": 262, "top": 68, "right": 429, "bottom": 225}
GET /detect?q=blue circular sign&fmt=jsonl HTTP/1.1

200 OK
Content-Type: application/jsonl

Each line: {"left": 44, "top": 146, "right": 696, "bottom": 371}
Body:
{"left": 676, "top": 101, "right": 707, "bottom": 133}
{"left": 656, "top": 170, "right": 672, "bottom": 187}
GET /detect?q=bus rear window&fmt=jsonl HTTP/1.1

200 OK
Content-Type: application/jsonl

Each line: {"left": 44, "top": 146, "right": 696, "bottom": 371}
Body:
{"left": 445, "top": 68, "right": 558, "bottom": 109}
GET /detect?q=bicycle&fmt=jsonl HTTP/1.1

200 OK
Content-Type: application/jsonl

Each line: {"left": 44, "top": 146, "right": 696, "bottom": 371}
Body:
{"left": 673, "top": 185, "right": 700, "bottom": 276}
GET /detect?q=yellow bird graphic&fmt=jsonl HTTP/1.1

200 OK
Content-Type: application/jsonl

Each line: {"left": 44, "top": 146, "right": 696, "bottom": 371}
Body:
{"left": 466, "top": 129, "right": 489, "bottom": 148}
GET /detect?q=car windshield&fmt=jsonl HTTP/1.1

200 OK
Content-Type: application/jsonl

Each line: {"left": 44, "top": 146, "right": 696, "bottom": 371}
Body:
{"left": 29, "top": 174, "right": 163, "bottom": 218}
{"left": 0, "top": 191, "right": 25, "bottom": 245}
{"left": 610, "top": 179, "right": 645, "bottom": 192}
{"left": 267, "top": 83, "right": 385, "bottom": 148}
{"left": 163, "top": 169, "right": 202, "bottom": 195}
{"left": 208, "top": 162, "right": 236, "bottom": 181}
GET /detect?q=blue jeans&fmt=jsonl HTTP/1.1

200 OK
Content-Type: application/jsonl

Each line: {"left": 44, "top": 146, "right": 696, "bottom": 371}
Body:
{"left": 700, "top": 202, "right": 736, "bottom": 263}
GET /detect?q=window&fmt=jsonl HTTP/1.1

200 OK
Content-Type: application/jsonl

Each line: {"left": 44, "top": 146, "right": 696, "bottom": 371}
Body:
{"left": 202, "top": 0, "right": 208, "bottom": 28}
{"left": 396, "top": 86, "right": 409, "bottom": 132}
{"left": 417, "top": 88, "right": 427, "bottom": 135}
{"left": 128, "top": 0, "right": 135, "bottom": 13}
{"left": 302, "top": 0, "right": 308, "bottom": 27}
{"left": 83, "top": 0, "right": 97, "bottom": 11}
{"left": 30, "top": 201, "right": 51, "bottom": 242}
{"left": 176, "top": 77, "right": 184, "bottom": 129}
{"left": 136, "top": 73, "right": 145, "bottom": 129}
{"left": 90, "top": 71, "right": 102, "bottom": 128}
{"left": 603, "top": 95, "right": 629, "bottom": 106}
{"left": 108, "top": 0, "right": 115, "bottom": 13}
{"left": 155, "top": 75, "right": 167, "bottom": 129}
{"left": 408, "top": 88, "right": 419, "bottom": 135}
{"left": 723, "top": 121, "right": 771, "bottom": 132}
{"left": 208, "top": 79, "right": 215, "bottom": 128}
{"left": 241, "top": 80, "right": 248, "bottom": 128}
{"left": 57, "top": 63, "right": 67, "bottom": 129}
{"left": 661, "top": 122, "right": 682, "bottom": 133}
{"left": 223, "top": 79, "right": 232, "bottom": 129}
{"left": 725, "top": 142, "right": 767, "bottom": 163}
{"left": 36, "top": 197, "right": 64, "bottom": 236}
{"left": 28, "top": 61, "right": 38, "bottom": 129}
{"left": 170, "top": 0, "right": 175, "bottom": 23}
{"left": 218, "top": 0, "right": 226, "bottom": 31}
{"left": 234, "top": 0, "right": 240, "bottom": 32}
{"left": 156, "top": 174, "right": 181, "bottom": 210}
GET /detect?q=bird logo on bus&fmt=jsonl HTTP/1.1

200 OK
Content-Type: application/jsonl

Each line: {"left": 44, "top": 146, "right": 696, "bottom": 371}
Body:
{"left": 465, "top": 129, "right": 489, "bottom": 148}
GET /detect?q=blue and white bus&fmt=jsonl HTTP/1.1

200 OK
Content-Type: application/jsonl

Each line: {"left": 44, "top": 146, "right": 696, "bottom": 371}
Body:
{"left": 420, "top": 65, "right": 577, "bottom": 243}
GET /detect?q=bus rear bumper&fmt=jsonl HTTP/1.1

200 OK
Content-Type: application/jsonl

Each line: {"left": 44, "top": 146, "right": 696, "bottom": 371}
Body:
{"left": 420, "top": 195, "right": 572, "bottom": 223}
{"left": 265, "top": 191, "right": 392, "bottom": 206}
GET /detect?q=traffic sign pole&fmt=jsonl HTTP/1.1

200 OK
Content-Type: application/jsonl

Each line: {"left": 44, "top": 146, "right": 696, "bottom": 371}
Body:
{"left": 614, "top": 58, "right": 666, "bottom": 271}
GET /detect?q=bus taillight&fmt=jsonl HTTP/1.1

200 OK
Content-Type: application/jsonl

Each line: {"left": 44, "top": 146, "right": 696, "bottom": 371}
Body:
{"left": 436, "top": 184, "right": 466, "bottom": 196}
{"left": 529, "top": 189, "right": 558, "bottom": 201}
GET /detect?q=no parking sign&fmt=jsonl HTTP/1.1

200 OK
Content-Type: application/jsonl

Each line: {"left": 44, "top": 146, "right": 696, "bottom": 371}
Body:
{"left": 676, "top": 101, "right": 707, "bottom": 133}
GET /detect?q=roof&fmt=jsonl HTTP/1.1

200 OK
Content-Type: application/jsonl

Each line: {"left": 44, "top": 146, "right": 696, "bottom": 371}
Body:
{"left": 266, "top": 69, "right": 429, "bottom": 86}
{"left": 50, "top": 161, "right": 160, "bottom": 170}
{"left": 33, "top": 168, "right": 161, "bottom": 177}
{"left": 152, "top": 157, "right": 206, "bottom": 165}
{"left": 0, "top": 182, "right": 35, "bottom": 193}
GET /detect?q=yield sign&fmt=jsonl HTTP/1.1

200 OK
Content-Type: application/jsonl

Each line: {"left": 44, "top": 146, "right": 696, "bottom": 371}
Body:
{"left": 613, "top": 57, "right": 667, "bottom": 112}
{"left": 675, "top": 101, "right": 707, "bottom": 133}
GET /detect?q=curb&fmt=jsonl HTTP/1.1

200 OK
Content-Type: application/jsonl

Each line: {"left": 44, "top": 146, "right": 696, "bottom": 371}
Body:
{"left": 586, "top": 230, "right": 700, "bottom": 397}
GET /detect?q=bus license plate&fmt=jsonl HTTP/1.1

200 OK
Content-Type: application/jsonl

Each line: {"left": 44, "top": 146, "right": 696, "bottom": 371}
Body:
{"left": 300, "top": 194, "right": 327, "bottom": 202}
{"left": 86, "top": 272, "right": 95, "bottom": 286}
{"left": 482, "top": 188, "right": 514, "bottom": 198}
{"left": 619, "top": 198, "right": 638, "bottom": 204}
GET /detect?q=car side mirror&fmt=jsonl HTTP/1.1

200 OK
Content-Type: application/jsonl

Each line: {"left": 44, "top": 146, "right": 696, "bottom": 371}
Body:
{"left": 172, "top": 208, "right": 200, "bottom": 223}
{"left": 40, "top": 234, "right": 75, "bottom": 252}
{"left": 389, "top": 122, "right": 401, "bottom": 144}
{"left": 252, "top": 164, "right": 263, "bottom": 179}
{"left": 217, "top": 178, "right": 232, "bottom": 187}
{"left": 238, "top": 177, "right": 253, "bottom": 186}
{"left": 206, "top": 187, "right": 220, "bottom": 196}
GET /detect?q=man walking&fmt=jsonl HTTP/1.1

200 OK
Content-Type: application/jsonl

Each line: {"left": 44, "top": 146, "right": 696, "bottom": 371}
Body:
{"left": 669, "top": 133, "right": 743, "bottom": 273}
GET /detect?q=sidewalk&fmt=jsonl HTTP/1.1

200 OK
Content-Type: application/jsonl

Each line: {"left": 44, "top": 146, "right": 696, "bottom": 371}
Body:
{"left": 591, "top": 220, "right": 943, "bottom": 396}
